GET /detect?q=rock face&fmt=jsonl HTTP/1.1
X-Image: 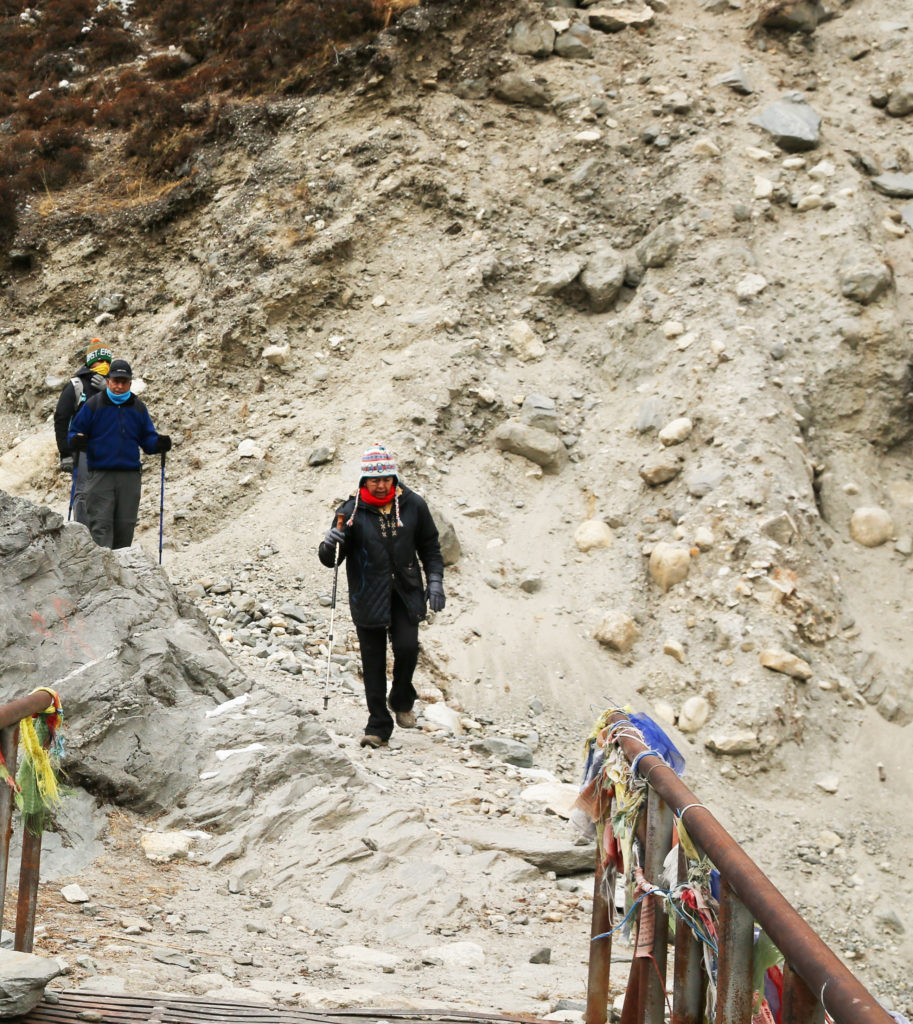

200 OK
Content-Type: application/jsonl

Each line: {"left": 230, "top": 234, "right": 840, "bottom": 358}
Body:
{"left": 0, "top": 491, "right": 248, "bottom": 813}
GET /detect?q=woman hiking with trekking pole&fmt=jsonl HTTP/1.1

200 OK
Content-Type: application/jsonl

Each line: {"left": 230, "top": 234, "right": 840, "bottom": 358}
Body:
{"left": 317, "top": 445, "right": 446, "bottom": 749}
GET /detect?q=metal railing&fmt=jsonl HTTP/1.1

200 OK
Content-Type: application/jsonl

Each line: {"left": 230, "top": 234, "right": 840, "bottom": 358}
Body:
{"left": 585, "top": 710, "right": 894, "bottom": 1024}
{"left": 0, "top": 690, "right": 62, "bottom": 953}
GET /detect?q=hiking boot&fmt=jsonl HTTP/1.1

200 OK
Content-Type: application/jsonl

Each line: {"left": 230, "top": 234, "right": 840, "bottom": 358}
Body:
{"left": 359, "top": 734, "right": 386, "bottom": 749}
{"left": 394, "top": 710, "right": 417, "bottom": 729}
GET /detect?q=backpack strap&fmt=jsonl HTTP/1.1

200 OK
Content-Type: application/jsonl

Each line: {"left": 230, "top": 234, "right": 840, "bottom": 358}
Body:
{"left": 71, "top": 377, "right": 84, "bottom": 408}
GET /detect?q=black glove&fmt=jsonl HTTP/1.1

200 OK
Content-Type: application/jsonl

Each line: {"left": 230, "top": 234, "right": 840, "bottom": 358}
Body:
{"left": 324, "top": 527, "right": 345, "bottom": 548}
{"left": 70, "top": 434, "right": 87, "bottom": 452}
{"left": 59, "top": 456, "right": 74, "bottom": 473}
{"left": 90, "top": 372, "right": 107, "bottom": 390}
{"left": 155, "top": 435, "right": 172, "bottom": 454}
{"left": 426, "top": 576, "right": 446, "bottom": 612}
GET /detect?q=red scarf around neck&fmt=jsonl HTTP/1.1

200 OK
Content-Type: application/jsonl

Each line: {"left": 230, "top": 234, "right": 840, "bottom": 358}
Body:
{"left": 359, "top": 484, "right": 395, "bottom": 508}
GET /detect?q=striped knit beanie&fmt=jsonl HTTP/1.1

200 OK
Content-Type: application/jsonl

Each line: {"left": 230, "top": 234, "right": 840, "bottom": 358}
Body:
{"left": 348, "top": 444, "right": 401, "bottom": 527}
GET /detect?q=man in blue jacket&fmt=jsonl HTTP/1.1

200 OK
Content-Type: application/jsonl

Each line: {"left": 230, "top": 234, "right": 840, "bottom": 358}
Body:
{"left": 68, "top": 359, "right": 171, "bottom": 550}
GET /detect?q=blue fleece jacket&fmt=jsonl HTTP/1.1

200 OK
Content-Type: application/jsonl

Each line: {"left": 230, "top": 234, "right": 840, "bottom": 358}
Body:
{"left": 69, "top": 391, "right": 160, "bottom": 471}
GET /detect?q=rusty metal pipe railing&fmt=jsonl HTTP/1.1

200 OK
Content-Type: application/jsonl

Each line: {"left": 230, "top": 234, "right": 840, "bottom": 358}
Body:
{"left": 0, "top": 692, "right": 55, "bottom": 731}
{"left": 585, "top": 844, "right": 614, "bottom": 1024}
{"left": 603, "top": 711, "right": 892, "bottom": 1024}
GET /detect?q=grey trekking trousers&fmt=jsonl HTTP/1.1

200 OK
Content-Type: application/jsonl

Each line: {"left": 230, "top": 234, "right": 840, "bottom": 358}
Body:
{"left": 71, "top": 452, "right": 90, "bottom": 527}
{"left": 84, "top": 469, "right": 143, "bottom": 549}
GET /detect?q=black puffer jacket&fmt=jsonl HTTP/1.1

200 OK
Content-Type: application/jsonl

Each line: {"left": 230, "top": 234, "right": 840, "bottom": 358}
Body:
{"left": 318, "top": 485, "right": 444, "bottom": 629}
{"left": 53, "top": 365, "right": 105, "bottom": 458}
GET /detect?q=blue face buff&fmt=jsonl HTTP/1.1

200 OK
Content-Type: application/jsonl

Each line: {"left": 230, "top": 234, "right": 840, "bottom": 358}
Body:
{"left": 106, "top": 386, "right": 131, "bottom": 404}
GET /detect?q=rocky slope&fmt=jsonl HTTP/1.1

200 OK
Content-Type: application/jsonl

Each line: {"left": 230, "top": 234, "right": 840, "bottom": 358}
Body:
{"left": 1, "top": 0, "right": 912, "bottom": 1012}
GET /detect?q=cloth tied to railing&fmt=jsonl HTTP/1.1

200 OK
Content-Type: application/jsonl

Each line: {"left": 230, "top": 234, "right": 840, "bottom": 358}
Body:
{"left": 16, "top": 688, "right": 65, "bottom": 831}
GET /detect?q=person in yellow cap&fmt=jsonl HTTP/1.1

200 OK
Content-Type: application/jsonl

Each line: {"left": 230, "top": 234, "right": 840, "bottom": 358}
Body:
{"left": 54, "top": 339, "right": 112, "bottom": 526}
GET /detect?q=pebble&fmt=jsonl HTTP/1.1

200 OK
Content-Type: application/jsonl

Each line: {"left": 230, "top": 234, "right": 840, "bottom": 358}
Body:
{"left": 593, "top": 610, "right": 639, "bottom": 653}
{"left": 648, "top": 542, "right": 690, "bottom": 592}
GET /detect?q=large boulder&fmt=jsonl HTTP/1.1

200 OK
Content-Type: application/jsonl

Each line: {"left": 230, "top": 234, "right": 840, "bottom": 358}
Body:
{"left": 0, "top": 950, "right": 61, "bottom": 1017}
{"left": 0, "top": 490, "right": 249, "bottom": 813}
{"left": 493, "top": 421, "right": 568, "bottom": 473}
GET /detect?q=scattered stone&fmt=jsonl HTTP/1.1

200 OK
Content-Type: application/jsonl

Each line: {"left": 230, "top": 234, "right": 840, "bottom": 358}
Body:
{"left": 760, "top": 649, "right": 812, "bottom": 680}
{"left": 838, "top": 252, "right": 892, "bottom": 305}
{"left": 761, "top": 511, "right": 797, "bottom": 545}
{"left": 493, "top": 73, "right": 550, "bottom": 108}
{"left": 593, "top": 610, "right": 639, "bottom": 653}
{"left": 685, "top": 463, "right": 724, "bottom": 497}
{"left": 588, "top": 6, "right": 655, "bottom": 31}
{"left": 574, "top": 519, "right": 614, "bottom": 552}
{"left": 750, "top": 94, "right": 822, "bottom": 152}
{"left": 509, "top": 20, "right": 556, "bottom": 57}
{"left": 693, "top": 137, "right": 721, "bottom": 157}
{"left": 760, "top": 0, "right": 825, "bottom": 32}
{"left": 849, "top": 506, "right": 894, "bottom": 546}
{"left": 529, "top": 947, "right": 552, "bottom": 964}
{"left": 874, "top": 909, "right": 906, "bottom": 934}
{"left": 140, "top": 831, "right": 193, "bottom": 863}
{"left": 736, "top": 274, "right": 768, "bottom": 300}
{"left": 555, "top": 23, "right": 595, "bottom": 58}
{"left": 871, "top": 173, "right": 913, "bottom": 198}
{"left": 494, "top": 420, "right": 568, "bottom": 473}
{"left": 237, "top": 439, "right": 265, "bottom": 459}
{"left": 535, "top": 256, "right": 586, "bottom": 295}
{"left": 814, "top": 774, "right": 840, "bottom": 794}
{"left": 886, "top": 83, "right": 913, "bottom": 118}
{"left": 506, "top": 319, "right": 546, "bottom": 362}
{"left": 711, "top": 65, "right": 753, "bottom": 95}
{"left": 706, "top": 731, "right": 760, "bottom": 755}
{"left": 635, "top": 222, "right": 682, "bottom": 268}
{"left": 693, "top": 526, "right": 714, "bottom": 550}
{"left": 308, "top": 447, "right": 333, "bottom": 466}
{"left": 677, "top": 696, "right": 710, "bottom": 733}
{"left": 60, "top": 884, "right": 90, "bottom": 904}
{"left": 519, "top": 575, "right": 543, "bottom": 593}
{"left": 658, "top": 417, "right": 693, "bottom": 446}
{"left": 262, "top": 344, "right": 290, "bottom": 367}
{"left": 0, "top": 950, "right": 61, "bottom": 1017}
{"left": 469, "top": 736, "right": 534, "bottom": 767}
{"left": 639, "top": 453, "right": 683, "bottom": 486}
{"left": 580, "top": 245, "right": 627, "bottom": 311}
{"left": 120, "top": 916, "right": 152, "bottom": 932}
{"left": 420, "top": 942, "right": 484, "bottom": 970}
{"left": 521, "top": 394, "right": 559, "bottom": 433}
{"left": 649, "top": 542, "right": 690, "bottom": 592}
{"left": 663, "top": 639, "right": 685, "bottom": 664}
{"left": 636, "top": 396, "right": 666, "bottom": 433}
{"left": 423, "top": 702, "right": 463, "bottom": 734}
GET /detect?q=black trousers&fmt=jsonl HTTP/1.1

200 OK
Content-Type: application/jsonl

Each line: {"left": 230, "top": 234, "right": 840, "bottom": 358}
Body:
{"left": 355, "top": 592, "right": 419, "bottom": 741}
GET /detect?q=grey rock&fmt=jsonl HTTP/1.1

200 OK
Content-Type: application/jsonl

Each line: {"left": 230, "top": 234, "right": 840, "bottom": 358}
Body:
{"left": 535, "top": 255, "right": 586, "bottom": 295}
{"left": 902, "top": 204, "right": 913, "bottom": 231}
{"left": 580, "top": 246, "right": 627, "bottom": 311}
{"left": 711, "top": 65, "right": 754, "bottom": 95}
{"left": 0, "top": 950, "right": 61, "bottom": 1017}
{"left": 278, "top": 604, "right": 308, "bottom": 622}
{"left": 519, "top": 575, "right": 543, "bottom": 593}
{"left": 308, "top": 447, "right": 333, "bottom": 466}
{"left": 521, "top": 394, "right": 559, "bottom": 434}
{"left": 0, "top": 493, "right": 248, "bottom": 816}
{"left": 509, "top": 20, "right": 556, "bottom": 57}
{"left": 874, "top": 909, "right": 906, "bottom": 934}
{"left": 685, "top": 463, "right": 724, "bottom": 497}
{"left": 760, "top": 511, "right": 797, "bottom": 545}
{"left": 555, "top": 23, "right": 595, "bottom": 58}
{"left": 636, "top": 222, "right": 682, "bottom": 268}
{"left": 459, "top": 823, "right": 594, "bottom": 874}
{"left": 96, "top": 293, "right": 126, "bottom": 314}
{"left": 426, "top": 501, "right": 461, "bottom": 566}
{"left": 750, "top": 94, "right": 822, "bottom": 152}
{"left": 871, "top": 173, "right": 913, "bottom": 198}
{"left": 636, "top": 396, "right": 665, "bottom": 433}
{"left": 887, "top": 84, "right": 913, "bottom": 117}
{"left": 529, "top": 947, "right": 552, "bottom": 964}
{"left": 493, "top": 73, "right": 550, "bottom": 108}
{"left": 493, "top": 420, "right": 568, "bottom": 473}
{"left": 839, "top": 251, "right": 893, "bottom": 305}
{"left": 469, "top": 736, "right": 534, "bottom": 767}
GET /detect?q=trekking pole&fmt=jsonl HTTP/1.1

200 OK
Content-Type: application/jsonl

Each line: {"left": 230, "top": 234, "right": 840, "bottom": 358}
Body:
{"left": 323, "top": 514, "right": 344, "bottom": 711}
{"left": 67, "top": 463, "right": 78, "bottom": 522}
{"left": 158, "top": 452, "right": 166, "bottom": 565}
